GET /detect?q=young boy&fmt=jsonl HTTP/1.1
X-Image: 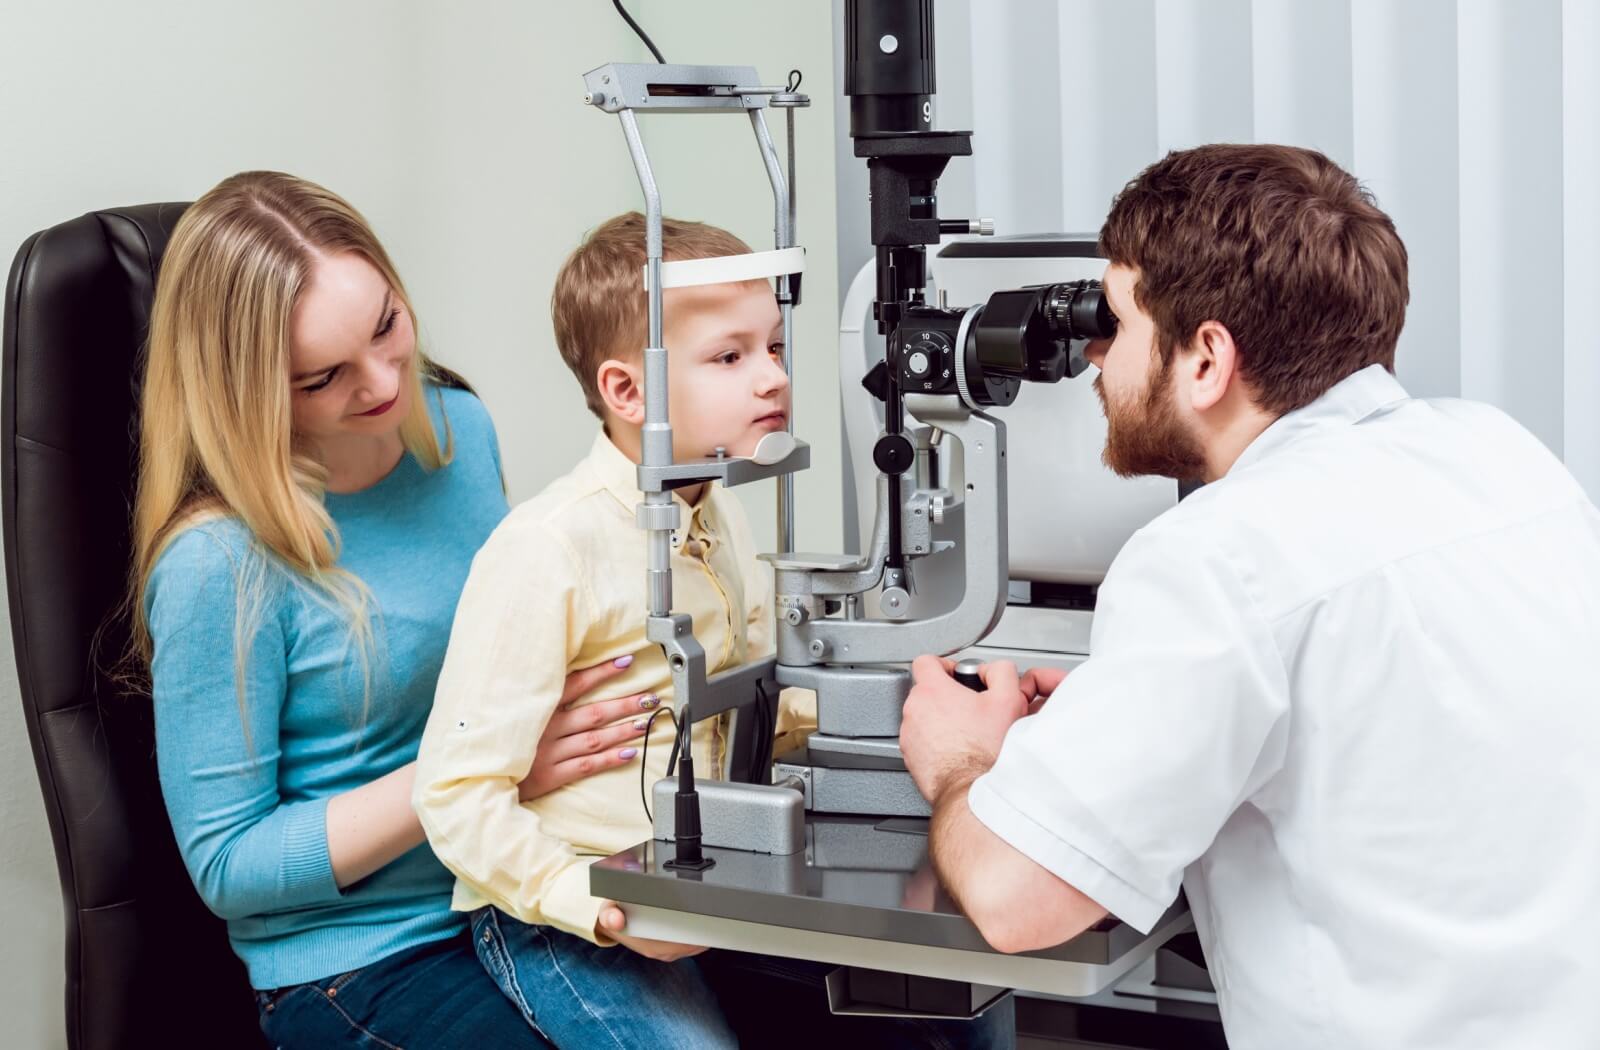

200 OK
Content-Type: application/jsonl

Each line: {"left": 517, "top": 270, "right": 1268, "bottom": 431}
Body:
{"left": 413, "top": 213, "right": 808, "bottom": 1048}
{"left": 416, "top": 214, "right": 1013, "bottom": 1050}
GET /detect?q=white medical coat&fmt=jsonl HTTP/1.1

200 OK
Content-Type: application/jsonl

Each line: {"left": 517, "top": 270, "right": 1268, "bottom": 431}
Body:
{"left": 969, "top": 364, "right": 1600, "bottom": 1050}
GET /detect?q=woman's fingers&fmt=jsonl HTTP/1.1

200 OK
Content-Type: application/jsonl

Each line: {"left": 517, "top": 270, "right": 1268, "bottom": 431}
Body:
{"left": 518, "top": 695, "right": 655, "bottom": 801}
{"left": 552, "top": 691, "right": 661, "bottom": 732}
{"left": 551, "top": 747, "right": 639, "bottom": 787}
{"left": 529, "top": 744, "right": 644, "bottom": 798}
{"left": 559, "top": 654, "right": 637, "bottom": 705}
{"left": 519, "top": 687, "right": 662, "bottom": 800}
{"left": 542, "top": 716, "right": 649, "bottom": 766}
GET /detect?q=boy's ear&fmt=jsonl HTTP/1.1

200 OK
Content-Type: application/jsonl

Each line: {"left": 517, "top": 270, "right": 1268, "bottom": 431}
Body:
{"left": 596, "top": 358, "right": 645, "bottom": 425}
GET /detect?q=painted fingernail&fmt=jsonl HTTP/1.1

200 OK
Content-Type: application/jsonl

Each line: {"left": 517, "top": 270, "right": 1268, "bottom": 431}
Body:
{"left": 633, "top": 717, "right": 649, "bottom": 730}
{"left": 613, "top": 655, "right": 634, "bottom": 669}
{"left": 619, "top": 748, "right": 639, "bottom": 760}
{"left": 638, "top": 694, "right": 659, "bottom": 710}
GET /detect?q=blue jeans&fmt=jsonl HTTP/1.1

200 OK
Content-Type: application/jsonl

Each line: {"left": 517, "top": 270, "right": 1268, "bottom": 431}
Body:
{"left": 472, "top": 907, "right": 737, "bottom": 1049}
{"left": 474, "top": 907, "right": 1014, "bottom": 1050}
{"left": 254, "top": 930, "right": 550, "bottom": 1049}
{"left": 699, "top": 949, "right": 1016, "bottom": 1050}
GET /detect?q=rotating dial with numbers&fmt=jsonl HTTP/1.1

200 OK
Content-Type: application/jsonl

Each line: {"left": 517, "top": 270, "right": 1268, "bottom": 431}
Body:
{"left": 898, "top": 328, "right": 955, "bottom": 393}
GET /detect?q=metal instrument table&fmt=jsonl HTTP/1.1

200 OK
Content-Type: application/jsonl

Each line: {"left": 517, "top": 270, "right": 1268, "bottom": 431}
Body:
{"left": 593, "top": 814, "right": 1191, "bottom": 998}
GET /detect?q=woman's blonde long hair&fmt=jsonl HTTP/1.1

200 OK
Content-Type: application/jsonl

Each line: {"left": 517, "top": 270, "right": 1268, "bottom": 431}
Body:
{"left": 132, "top": 171, "right": 456, "bottom": 722}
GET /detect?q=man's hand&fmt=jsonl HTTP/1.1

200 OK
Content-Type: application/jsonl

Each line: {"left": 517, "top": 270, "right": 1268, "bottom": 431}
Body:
{"left": 1020, "top": 665, "right": 1070, "bottom": 713}
{"left": 596, "top": 901, "right": 708, "bottom": 962}
{"left": 901, "top": 657, "right": 1110, "bottom": 955}
{"left": 900, "top": 655, "right": 1028, "bottom": 803}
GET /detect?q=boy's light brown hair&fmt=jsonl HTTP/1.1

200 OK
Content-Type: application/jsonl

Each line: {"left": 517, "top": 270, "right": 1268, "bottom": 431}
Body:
{"left": 553, "top": 211, "right": 755, "bottom": 419}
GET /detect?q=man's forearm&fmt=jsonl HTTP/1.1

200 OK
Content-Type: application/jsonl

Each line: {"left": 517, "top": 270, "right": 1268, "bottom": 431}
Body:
{"left": 929, "top": 774, "right": 1109, "bottom": 954}
{"left": 930, "top": 771, "right": 1032, "bottom": 950}
{"left": 929, "top": 770, "right": 988, "bottom": 920}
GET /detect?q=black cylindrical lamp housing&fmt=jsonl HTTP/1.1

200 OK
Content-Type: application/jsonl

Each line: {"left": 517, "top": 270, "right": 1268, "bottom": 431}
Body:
{"left": 844, "top": 0, "right": 937, "bottom": 137}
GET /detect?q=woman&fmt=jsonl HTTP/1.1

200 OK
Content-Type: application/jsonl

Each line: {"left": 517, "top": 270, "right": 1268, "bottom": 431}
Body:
{"left": 133, "top": 171, "right": 647, "bottom": 1047}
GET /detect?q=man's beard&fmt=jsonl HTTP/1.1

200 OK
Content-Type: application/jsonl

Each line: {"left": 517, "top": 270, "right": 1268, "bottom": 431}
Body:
{"left": 1093, "top": 358, "right": 1208, "bottom": 481}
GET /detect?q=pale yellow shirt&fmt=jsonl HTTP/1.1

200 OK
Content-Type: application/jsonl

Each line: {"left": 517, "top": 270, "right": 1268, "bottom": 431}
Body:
{"left": 415, "top": 431, "right": 811, "bottom": 943}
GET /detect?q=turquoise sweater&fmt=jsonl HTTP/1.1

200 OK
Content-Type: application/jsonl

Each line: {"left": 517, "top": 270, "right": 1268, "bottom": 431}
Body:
{"left": 146, "top": 385, "right": 509, "bottom": 989}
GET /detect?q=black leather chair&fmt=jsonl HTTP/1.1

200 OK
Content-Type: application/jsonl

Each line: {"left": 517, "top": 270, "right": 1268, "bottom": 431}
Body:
{"left": 4, "top": 205, "right": 265, "bottom": 1049}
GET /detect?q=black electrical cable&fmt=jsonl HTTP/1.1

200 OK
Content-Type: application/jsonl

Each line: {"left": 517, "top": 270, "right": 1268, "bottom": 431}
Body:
{"left": 612, "top": 0, "right": 666, "bottom": 64}
{"left": 751, "top": 679, "right": 776, "bottom": 783}
{"left": 639, "top": 705, "right": 679, "bottom": 824}
{"left": 749, "top": 683, "right": 764, "bottom": 783}
{"left": 665, "top": 709, "right": 683, "bottom": 777}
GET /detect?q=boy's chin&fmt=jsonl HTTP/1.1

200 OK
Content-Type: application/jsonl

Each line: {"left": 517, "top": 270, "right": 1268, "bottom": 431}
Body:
{"left": 686, "top": 433, "right": 762, "bottom": 460}
{"left": 710, "top": 441, "right": 759, "bottom": 459}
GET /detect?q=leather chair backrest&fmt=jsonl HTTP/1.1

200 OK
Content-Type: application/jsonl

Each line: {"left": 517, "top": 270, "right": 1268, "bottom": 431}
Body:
{"left": 3, "top": 205, "right": 264, "bottom": 1049}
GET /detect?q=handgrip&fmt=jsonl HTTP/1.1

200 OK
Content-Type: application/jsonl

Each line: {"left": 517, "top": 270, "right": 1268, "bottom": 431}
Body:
{"left": 953, "top": 657, "right": 984, "bottom": 692}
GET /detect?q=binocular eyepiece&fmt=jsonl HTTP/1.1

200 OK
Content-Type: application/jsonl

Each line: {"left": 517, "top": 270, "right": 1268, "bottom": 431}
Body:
{"left": 1041, "top": 279, "right": 1118, "bottom": 346}
{"left": 876, "top": 279, "right": 1117, "bottom": 411}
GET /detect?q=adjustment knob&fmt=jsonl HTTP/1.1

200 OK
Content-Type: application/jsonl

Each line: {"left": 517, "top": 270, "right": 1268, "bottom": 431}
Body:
{"left": 873, "top": 434, "right": 916, "bottom": 475}
{"left": 899, "top": 330, "right": 952, "bottom": 393}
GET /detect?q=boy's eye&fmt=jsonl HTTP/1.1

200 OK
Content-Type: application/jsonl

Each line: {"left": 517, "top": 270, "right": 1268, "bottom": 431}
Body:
{"left": 769, "top": 343, "right": 785, "bottom": 356}
{"left": 717, "top": 350, "right": 740, "bottom": 365}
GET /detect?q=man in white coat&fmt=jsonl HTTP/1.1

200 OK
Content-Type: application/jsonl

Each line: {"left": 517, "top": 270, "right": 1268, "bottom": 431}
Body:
{"left": 902, "top": 143, "right": 1600, "bottom": 1050}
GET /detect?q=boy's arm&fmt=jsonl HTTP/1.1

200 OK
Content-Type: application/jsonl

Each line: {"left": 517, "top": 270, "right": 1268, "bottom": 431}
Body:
{"left": 771, "top": 687, "right": 817, "bottom": 755}
{"left": 414, "top": 519, "right": 611, "bottom": 943}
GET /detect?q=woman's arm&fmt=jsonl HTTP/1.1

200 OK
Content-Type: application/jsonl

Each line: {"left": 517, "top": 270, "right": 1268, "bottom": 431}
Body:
{"left": 328, "top": 658, "right": 652, "bottom": 887}
{"left": 325, "top": 762, "right": 426, "bottom": 888}
{"left": 152, "top": 529, "right": 652, "bottom": 910}
{"left": 150, "top": 529, "right": 339, "bottom": 919}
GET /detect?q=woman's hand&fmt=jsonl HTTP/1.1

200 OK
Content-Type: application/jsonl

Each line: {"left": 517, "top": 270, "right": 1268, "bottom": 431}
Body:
{"left": 517, "top": 657, "right": 660, "bottom": 802}
{"left": 596, "top": 901, "right": 707, "bottom": 961}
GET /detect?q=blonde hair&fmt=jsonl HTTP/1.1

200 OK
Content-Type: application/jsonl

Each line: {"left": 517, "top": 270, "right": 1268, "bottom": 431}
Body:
{"left": 132, "top": 170, "right": 457, "bottom": 728}
{"left": 551, "top": 211, "right": 754, "bottom": 418}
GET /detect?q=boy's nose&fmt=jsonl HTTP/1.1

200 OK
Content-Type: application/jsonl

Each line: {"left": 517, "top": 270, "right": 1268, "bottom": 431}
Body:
{"left": 757, "top": 351, "right": 790, "bottom": 395}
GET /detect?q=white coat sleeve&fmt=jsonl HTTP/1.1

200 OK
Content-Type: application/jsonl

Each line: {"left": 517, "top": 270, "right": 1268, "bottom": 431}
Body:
{"left": 967, "top": 525, "right": 1290, "bottom": 932}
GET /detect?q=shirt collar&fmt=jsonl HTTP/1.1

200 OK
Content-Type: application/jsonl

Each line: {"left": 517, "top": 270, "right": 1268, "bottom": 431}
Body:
{"left": 586, "top": 429, "right": 716, "bottom": 526}
{"left": 1228, "top": 364, "right": 1409, "bottom": 476}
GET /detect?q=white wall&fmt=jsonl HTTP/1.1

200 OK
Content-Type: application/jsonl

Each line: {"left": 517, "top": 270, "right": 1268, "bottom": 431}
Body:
{"left": 394, "top": 0, "right": 842, "bottom": 553}
{"left": 836, "top": 0, "right": 1600, "bottom": 503}
{"left": 0, "top": 3, "right": 838, "bottom": 1046}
